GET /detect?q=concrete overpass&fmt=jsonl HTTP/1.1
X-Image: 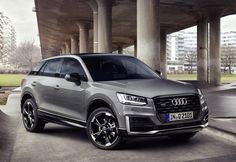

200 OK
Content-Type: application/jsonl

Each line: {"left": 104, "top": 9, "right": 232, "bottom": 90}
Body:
{"left": 34, "top": 0, "right": 236, "bottom": 85}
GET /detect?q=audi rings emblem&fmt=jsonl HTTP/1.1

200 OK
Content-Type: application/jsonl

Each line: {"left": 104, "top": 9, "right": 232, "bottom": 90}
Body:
{"left": 171, "top": 98, "right": 188, "bottom": 106}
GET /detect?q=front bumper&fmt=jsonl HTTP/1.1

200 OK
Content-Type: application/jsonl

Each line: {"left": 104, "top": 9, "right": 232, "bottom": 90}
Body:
{"left": 115, "top": 95, "right": 208, "bottom": 137}
{"left": 118, "top": 116, "right": 208, "bottom": 136}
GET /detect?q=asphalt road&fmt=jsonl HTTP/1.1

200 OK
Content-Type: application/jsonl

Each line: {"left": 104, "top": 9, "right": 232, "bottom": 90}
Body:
{"left": 206, "top": 94, "right": 236, "bottom": 117}
{"left": 0, "top": 93, "right": 236, "bottom": 162}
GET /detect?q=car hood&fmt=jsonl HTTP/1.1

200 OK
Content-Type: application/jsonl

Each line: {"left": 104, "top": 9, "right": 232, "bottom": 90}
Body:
{"left": 95, "top": 79, "right": 197, "bottom": 98}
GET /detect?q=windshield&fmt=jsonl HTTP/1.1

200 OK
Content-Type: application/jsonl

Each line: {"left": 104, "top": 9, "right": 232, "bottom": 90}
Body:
{"left": 80, "top": 55, "right": 160, "bottom": 81}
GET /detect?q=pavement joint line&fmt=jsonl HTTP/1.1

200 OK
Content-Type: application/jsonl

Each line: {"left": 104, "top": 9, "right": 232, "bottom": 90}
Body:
{"left": 205, "top": 127, "right": 236, "bottom": 144}
{"left": 212, "top": 117, "right": 236, "bottom": 119}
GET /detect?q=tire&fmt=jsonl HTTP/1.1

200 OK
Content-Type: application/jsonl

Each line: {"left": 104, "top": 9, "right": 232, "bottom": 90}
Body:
{"left": 168, "top": 132, "right": 197, "bottom": 141}
{"left": 22, "top": 98, "right": 45, "bottom": 132}
{"left": 86, "top": 107, "right": 122, "bottom": 150}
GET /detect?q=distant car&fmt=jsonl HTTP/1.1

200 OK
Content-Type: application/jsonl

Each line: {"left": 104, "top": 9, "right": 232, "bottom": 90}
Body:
{"left": 21, "top": 54, "right": 208, "bottom": 149}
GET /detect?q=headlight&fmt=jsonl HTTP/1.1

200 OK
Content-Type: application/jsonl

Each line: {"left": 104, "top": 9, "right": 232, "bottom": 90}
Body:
{"left": 197, "top": 88, "right": 208, "bottom": 111}
{"left": 197, "top": 89, "right": 204, "bottom": 101}
{"left": 116, "top": 93, "right": 147, "bottom": 106}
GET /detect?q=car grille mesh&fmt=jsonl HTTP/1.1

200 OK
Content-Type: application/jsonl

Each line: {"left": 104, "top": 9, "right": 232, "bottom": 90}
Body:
{"left": 153, "top": 94, "right": 201, "bottom": 122}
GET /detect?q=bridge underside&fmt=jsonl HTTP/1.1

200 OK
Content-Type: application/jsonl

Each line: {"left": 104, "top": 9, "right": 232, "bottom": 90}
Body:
{"left": 35, "top": 0, "right": 236, "bottom": 85}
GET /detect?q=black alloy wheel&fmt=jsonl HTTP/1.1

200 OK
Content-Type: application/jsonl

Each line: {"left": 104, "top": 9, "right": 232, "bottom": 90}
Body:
{"left": 22, "top": 98, "right": 45, "bottom": 132}
{"left": 87, "top": 107, "right": 122, "bottom": 149}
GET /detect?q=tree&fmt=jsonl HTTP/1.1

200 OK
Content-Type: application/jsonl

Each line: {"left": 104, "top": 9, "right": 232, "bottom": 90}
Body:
{"left": 184, "top": 47, "right": 197, "bottom": 74}
{"left": 10, "top": 41, "right": 42, "bottom": 70}
{"left": 221, "top": 45, "right": 236, "bottom": 74}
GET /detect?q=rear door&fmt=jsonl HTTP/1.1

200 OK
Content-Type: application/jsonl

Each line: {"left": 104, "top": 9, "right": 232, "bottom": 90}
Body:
{"left": 36, "top": 58, "right": 63, "bottom": 114}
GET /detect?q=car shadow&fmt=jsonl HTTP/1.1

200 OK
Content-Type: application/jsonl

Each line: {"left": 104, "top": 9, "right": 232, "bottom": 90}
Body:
{"left": 41, "top": 124, "right": 89, "bottom": 142}
{"left": 39, "top": 123, "right": 199, "bottom": 151}
{"left": 120, "top": 136, "right": 195, "bottom": 151}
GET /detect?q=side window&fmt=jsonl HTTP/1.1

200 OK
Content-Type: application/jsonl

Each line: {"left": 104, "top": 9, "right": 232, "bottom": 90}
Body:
{"left": 29, "top": 61, "right": 45, "bottom": 75}
{"left": 40, "top": 59, "right": 62, "bottom": 77}
{"left": 60, "top": 58, "right": 87, "bottom": 81}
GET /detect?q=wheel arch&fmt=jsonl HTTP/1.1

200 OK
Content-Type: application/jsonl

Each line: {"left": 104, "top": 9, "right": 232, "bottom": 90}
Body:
{"left": 86, "top": 98, "right": 116, "bottom": 121}
{"left": 21, "top": 92, "right": 35, "bottom": 113}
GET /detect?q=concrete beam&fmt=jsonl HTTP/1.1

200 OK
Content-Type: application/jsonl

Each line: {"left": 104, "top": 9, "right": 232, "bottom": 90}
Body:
{"left": 137, "top": 0, "right": 160, "bottom": 70}
{"left": 197, "top": 16, "right": 208, "bottom": 82}
{"left": 209, "top": 14, "right": 221, "bottom": 86}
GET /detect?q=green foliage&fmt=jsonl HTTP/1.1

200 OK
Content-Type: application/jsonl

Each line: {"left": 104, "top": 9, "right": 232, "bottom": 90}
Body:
{"left": 167, "top": 74, "right": 236, "bottom": 83}
{"left": 0, "top": 74, "right": 25, "bottom": 87}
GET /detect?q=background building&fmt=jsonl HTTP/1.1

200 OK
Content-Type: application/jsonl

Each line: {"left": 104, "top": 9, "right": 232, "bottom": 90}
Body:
{"left": 167, "top": 29, "right": 236, "bottom": 73}
{"left": 0, "top": 12, "right": 16, "bottom": 68}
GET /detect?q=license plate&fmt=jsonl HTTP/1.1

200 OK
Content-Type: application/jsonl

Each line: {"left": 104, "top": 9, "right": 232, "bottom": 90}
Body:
{"left": 166, "top": 111, "right": 193, "bottom": 122}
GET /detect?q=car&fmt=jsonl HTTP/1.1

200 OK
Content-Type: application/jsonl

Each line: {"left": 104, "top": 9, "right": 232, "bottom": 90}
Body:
{"left": 21, "top": 54, "right": 208, "bottom": 149}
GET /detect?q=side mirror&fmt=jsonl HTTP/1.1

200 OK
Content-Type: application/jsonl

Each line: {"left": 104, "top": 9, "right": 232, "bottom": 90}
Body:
{"left": 65, "top": 73, "right": 81, "bottom": 85}
{"left": 155, "top": 70, "right": 163, "bottom": 78}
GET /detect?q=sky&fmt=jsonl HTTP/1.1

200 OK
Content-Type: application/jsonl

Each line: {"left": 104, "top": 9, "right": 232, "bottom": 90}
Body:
{"left": 1, "top": 0, "right": 236, "bottom": 47}
{"left": 0, "top": 0, "right": 39, "bottom": 46}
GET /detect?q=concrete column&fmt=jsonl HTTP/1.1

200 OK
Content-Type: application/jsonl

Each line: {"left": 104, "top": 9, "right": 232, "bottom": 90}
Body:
{"left": 134, "top": 40, "right": 137, "bottom": 57}
{"left": 70, "top": 35, "right": 79, "bottom": 54}
{"left": 209, "top": 14, "right": 221, "bottom": 85}
{"left": 160, "top": 31, "right": 167, "bottom": 79}
{"left": 65, "top": 42, "right": 71, "bottom": 54}
{"left": 96, "top": 0, "right": 112, "bottom": 53}
{"left": 61, "top": 45, "right": 66, "bottom": 55}
{"left": 86, "top": 0, "right": 98, "bottom": 53}
{"left": 137, "top": 0, "right": 160, "bottom": 70}
{"left": 197, "top": 16, "right": 208, "bottom": 82}
{"left": 78, "top": 23, "right": 89, "bottom": 53}
{"left": 117, "top": 46, "right": 123, "bottom": 54}
{"left": 93, "top": 11, "right": 98, "bottom": 52}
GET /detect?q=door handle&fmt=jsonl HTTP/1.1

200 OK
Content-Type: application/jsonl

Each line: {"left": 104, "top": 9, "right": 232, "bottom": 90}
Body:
{"left": 54, "top": 85, "right": 60, "bottom": 90}
{"left": 31, "top": 81, "right": 37, "bottom": 86}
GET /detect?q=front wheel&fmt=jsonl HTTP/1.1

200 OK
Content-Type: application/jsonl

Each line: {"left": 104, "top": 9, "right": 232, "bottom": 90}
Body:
{"left": 86, "top": 107, "right": 122, "bottom": 150}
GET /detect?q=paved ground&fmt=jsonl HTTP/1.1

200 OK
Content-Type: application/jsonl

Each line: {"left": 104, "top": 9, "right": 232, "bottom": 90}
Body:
{"left": 0, "top": 88, "right": 236, "bottom": 162}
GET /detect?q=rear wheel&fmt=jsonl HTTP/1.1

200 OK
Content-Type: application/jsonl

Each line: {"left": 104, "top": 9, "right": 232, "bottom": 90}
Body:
{"left": 168, "top": 132, "right": 197, "bottom": 141}
{"left": 87, "top": 107, "right": 122, "bottom": 150}
{"left": 22, "top": 98, "right": 45, "bottom": 132}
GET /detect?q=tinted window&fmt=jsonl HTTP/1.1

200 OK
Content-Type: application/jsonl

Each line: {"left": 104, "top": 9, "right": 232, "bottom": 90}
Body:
{"left": 29, "top": 61, "right": 45, "bottom": 75}
{"left": 81, "top": 55, "right": 159, "bottom": 81}
{"left": 60, "top": 58, "right": 87, "bottom": 81}
{"left": 41, "top": 59, "right": 61, "bottom": 77}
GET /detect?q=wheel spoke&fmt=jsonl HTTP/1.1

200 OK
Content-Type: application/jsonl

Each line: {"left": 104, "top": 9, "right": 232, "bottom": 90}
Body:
{"left": 29, "top": 117, "right": 34, "bottom": 126}
{"left": 23, "top": 109, "right": 29, "bottom": 115}
{"left": 92, "top": 131, "right": 103, "bottom": 141}
{"left": 104, "top": 135, "right": 111, "bottom": 146}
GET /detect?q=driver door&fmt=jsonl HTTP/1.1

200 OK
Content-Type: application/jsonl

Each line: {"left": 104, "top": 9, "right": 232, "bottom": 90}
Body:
{"left": 56, "top": 57, "right": 88, "bottom": 121}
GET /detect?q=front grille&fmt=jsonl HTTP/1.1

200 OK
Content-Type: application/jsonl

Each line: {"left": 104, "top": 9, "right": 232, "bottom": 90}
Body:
{"left": 153, "top": 94, "right": 201, "bottom": 123}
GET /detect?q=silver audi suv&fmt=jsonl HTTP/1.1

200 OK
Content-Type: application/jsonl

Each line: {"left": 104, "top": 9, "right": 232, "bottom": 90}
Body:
{"left": 21, "top": 54, "right": 208, "bottom": 149}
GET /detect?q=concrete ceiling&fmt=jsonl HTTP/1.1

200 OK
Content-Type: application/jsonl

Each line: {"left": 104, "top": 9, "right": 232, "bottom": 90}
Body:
{"left": 35, "top": 0, "right": 236, "bottom": 58}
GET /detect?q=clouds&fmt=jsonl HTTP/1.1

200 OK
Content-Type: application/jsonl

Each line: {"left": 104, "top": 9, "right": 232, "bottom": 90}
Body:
{"left": 221, "top": 15, "right": 236, "bottom": 32}
{"left": 0, "top": 0, "right": 39, "bottom": 46}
